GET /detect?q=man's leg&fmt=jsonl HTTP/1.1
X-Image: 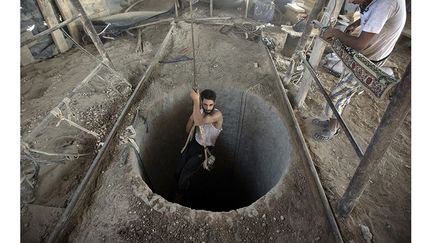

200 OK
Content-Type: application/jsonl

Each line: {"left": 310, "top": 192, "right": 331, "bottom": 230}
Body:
{"left": 176, "top": 144, "right": 190, "bottom": 181}
{"left": 314, "top": 70, "right": 361, "bottom": 140}
{"left": 177, "top": 148, "right": 205, "bottom": 192}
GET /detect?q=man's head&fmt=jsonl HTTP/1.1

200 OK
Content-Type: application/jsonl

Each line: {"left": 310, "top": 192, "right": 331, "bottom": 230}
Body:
{"left": 200, "top": 89, "right": 216, "bottom": 114}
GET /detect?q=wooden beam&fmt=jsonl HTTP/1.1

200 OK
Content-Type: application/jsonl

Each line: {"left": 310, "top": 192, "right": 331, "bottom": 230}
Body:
{"left": 245, "top": 0, "right": 250, "bottom": 18}
{"left": 294, "top": 0, "right": 345, "bottom": 107}
{"left": 69, "top": 0, "right": 115, "bottom": 70}
{"left": 336, "top": 63, "right": 411, "bottom": 217}
{"left": 210, "top": 0, "right": 213, "bottom": 17}
{"left": 36, "top": 0, "right": 70, "bottom": 53}
{"left": 21, "top": 32, "right": 36, "bottom": 66}
{"left": 174, "top": 0, "right": 178, "bottom": 17}
{"left": 20, "top": 15, "right": 80, "bottom": 47}
{"left": 54, "top": 0, "right": 82, "bottom": 42}
{"left": 262, "top": 42, "right": 344, "bottom": 243}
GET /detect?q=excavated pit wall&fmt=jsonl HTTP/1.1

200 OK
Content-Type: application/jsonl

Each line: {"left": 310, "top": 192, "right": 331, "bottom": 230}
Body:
{"left": 132, "top": 83, "right": 292, "bottom": 211}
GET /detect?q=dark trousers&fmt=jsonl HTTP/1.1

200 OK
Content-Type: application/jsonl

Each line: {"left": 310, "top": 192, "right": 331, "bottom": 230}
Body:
{"left": 176, "top": 138, "right": 212, "bottom": 193}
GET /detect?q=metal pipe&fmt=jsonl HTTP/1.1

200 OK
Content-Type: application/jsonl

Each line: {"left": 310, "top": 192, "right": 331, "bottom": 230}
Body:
{"left": 337, "top": 63, "right": 411, "bottom": 217}
{"left": 128, "top": 17, "right": 232, "bottom": 31}
{"left": 300, "top": 53, "right": 365, "bottom": 159}
{"left": 20, "top": 15, "right": 80, "bottom": 47}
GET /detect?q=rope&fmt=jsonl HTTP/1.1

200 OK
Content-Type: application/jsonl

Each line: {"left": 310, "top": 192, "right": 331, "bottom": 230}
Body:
{"left": 123, "top": 125, "right": 140, "bottom": 153}
{"left": 189, "top": 0, "right": 198, "bottom": 90}
{"left": 180, "top": 124, "right": 214, "bottom": 171}
{"left": 21, "top": 142, "right": 93, "bottom": 161}
{"left": 181, "top": 124, "right": 195, "bottom": 153}
{"left": 50, "top": 107, "right": 100, "bottom": 139}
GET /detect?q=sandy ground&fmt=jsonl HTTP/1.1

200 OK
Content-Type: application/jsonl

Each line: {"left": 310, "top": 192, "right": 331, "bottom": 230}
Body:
{"left": 295, "top": 38, "right": 411, "bottom": 242}
{"left": 20, "top": 24, "right": 170, "bottom": 242}
{"left": 20, "top": 4, "right": 410, "bottom": 243}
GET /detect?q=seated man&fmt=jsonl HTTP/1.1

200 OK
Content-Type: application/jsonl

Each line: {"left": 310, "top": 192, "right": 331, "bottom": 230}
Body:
{"left": 175, "top": 88, "right": 223, "bottom": 194}
{"left": 314, "top": 0, "right": 406, "bottom": 140}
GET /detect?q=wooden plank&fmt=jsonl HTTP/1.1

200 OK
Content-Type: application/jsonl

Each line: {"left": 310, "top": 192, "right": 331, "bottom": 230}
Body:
{"left": 286, "top": 3, "right": 306, "bottom": 13}
{"left": 245, "top": 0, "right": 250, "bottom": 18}
{"left": 20, "top": 15, "right": 80, "bottom": 47}
{"left": 54, "top": 0, "right": 82, "bottom": 42}
{"left": 70, "top": 0, "right": 115, "bottom": 70}
{"left": 337, "top": 63, "right": 411, "bottom": 217}
{"left": 174, "top": 0, "right": 178, "bottom": 17}
{"left": 21, "top": 32, "right": 36, "bottom": 66}
{"left": 294, "top": 0, "right": 345, "bottom": 107}
{"left": 36, "top": 0, "right": 70, "bottom": 53}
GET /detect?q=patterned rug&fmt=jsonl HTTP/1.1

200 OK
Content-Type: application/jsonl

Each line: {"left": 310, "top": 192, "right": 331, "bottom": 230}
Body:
{"left": 330, "top": 39, "right": 398, "bottom": 98}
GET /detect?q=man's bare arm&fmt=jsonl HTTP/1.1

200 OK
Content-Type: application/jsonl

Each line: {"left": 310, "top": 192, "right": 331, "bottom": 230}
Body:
{"left": 322, "top": 28, "right": 377, "bottom": 51}
{"left": 345, "top": 19, "right": 361, "bottom": 34}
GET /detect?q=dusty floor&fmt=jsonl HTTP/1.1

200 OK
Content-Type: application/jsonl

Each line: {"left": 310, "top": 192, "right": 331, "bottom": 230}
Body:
{"left": 290, "top": 37, "right": 411, "bottom": 243}
{"left": 20, "top": 4, "right": 410, "bottom": 243}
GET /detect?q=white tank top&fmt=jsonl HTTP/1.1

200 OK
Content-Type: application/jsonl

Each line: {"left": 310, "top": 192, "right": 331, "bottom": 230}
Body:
{"left": 195, "top": 109, "right": 222, "bottom": 147}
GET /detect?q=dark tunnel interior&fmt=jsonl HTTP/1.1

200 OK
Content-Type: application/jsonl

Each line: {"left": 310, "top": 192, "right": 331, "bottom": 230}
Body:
{"left": 131, "top": 86, "right": 293, "bottom": 211}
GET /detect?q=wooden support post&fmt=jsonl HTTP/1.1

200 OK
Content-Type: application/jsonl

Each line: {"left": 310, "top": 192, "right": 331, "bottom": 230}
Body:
{"left": 20, "top": 15, "right": 80, "bottom": 47}
{"left": 245, "top": 0, "right": 249, "bottom": 18}
{"left": 210, "top": 0, "right": 213, "bottom": 17}
{"left": 69, "top": 0, "right": 115, "bottom": 70}
{"left": 285, "top": 0, "right": 325, "bottom": 57}
{"left": 174, "top": 0, "right": 178, "bottom": 17}
{"left": 36, "top": 0, "right": 70, "bottom": 53}
{"left": 336, "top": 63, "right": 411, "bottom": 217}
{"left": 54, "top": 0, "right": 82, "bottom": 42}
{"left": 21, "top": 32, "right": 36, "bottom": 66}
{"left": 294, "top": 0, "right": 344, "bottom": 107}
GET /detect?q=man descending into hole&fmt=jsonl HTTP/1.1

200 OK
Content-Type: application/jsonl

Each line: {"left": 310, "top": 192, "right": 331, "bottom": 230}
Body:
{"left": 175, "top": 89, "right": 223, "bottom": 198}
{"left": 313, "top": 0, "right": 406, "bottom": 140}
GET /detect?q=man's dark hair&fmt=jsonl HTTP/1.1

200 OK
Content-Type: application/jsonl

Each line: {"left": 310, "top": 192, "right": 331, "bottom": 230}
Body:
{"left": 201, "top": 89, "right": 216, "bottom": 102}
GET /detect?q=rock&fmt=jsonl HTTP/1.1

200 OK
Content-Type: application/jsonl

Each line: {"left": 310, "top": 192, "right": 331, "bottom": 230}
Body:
{"left": 360, "top": 224, "right": 373, "bottom": 243}
{"left": 280, "top": 216, "right": 285, "bottom": 221}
